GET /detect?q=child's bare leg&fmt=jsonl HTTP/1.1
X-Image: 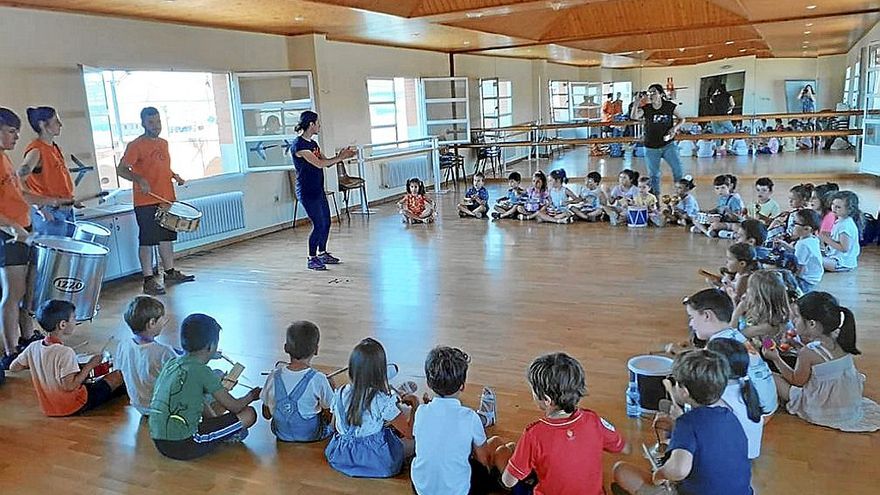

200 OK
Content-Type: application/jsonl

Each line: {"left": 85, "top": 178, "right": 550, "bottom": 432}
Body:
{"left": 474, "top": 205, "right": 488, "bottom": 218}
{"left": 571, "top": 207, "right": 589, "bottom": 220}
{"left": 612, "top": 461, "right": 653, "bottom": 494}
{"left": 773, "top": 373, "right": 792, "bottom": 403}
{"left": 236, "top": 405, "right": 258, "bottom": 429}
{"left": 492, "top": 439, "right": 516, "bottom": 473}
{"left": 499, "top": 206, "right": 518, "bottom": 218}
{"left": 102, "top": 370, "right": 125, "bottom": 391}
{"left": 458, "top": 204, "right": 476, "bottom": 217}
{"left": 402, "top": 437, "right": 415, "bottom": 458}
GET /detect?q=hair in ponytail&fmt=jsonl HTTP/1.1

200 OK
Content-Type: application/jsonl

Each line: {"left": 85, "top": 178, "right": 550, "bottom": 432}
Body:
{"left": 796, "top": 291, "right": 860, "bottom": 355}
{"left": 707, "top": 338, "right": 764, "bottom": 422}
{"left": 294, "top": 110, "right": 319, "bottom": 133}
{"left": 550, "top": 168, "right": 568, "bottom": 184}
{"left": 26, "top": 106, "right": 57, "bottom": 134}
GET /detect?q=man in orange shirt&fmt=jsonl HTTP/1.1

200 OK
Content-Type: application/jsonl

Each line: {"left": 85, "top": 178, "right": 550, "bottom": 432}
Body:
{"left": 1, "top": 108, "right": 69, "bottom": 371}
{"left": 116, "top": 107, "right": 194, "bottom": 296}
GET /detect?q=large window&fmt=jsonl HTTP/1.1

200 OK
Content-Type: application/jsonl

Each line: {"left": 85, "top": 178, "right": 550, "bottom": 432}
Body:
{"left": 367, "top": 77, "right": 423, "bottom": 147}
{"left": 549, "top": 80, "right": 571, "bottom": 123}
{"left": 232, "top": 71, "right": 314, "bottom": 171}
{"left": 84, "top": 69, "right": 235, "bottom": 190}
{"left": 480, "top": 79, "right": 513, "bottom": 129}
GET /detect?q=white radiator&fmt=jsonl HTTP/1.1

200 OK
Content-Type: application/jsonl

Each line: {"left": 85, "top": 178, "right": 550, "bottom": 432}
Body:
{"left": 378, "top": 155, "right": 432, "bottom": 189}
{"left": 177, "top": 192, "right": 246, "bottom": 242}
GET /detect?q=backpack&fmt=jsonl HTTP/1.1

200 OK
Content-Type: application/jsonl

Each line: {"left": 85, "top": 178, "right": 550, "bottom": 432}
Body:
{"left": 860, "top": 212, "right": 879, "bottom": 246}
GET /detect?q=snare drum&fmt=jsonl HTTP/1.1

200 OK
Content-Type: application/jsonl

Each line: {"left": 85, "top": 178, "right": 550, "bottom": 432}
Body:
{"left": 77, "top": 353, "right": 113, "bottom": 381}
{"left": 73, "top": 221, "right": 112, "bottom": 247}
{"left": 627, "top": 207, "right": 648, "bottom": 227}
{"left": 155, "top": 202, "right": 202, "bottom": 232}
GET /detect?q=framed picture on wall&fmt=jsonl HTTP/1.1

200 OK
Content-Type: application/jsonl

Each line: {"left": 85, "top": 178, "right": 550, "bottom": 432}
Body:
{"left": 785, "top": 80, "right": 817, "bottom": 113}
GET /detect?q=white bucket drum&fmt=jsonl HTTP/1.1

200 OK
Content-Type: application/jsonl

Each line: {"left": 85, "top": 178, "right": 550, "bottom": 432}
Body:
{"left": 627, "top": 355, "right": 674, "bottom": 412}
{"left": 73, "top": 221, "right": 112, "bottom": 247}
{"left": 627, "top": 207, "right": 648, "bottom": 227}
{"left": 155, "top": 202, "right": 202, "bottom": 232}
{"left": 28, "top": 236, "right": 109, "bottom": 321}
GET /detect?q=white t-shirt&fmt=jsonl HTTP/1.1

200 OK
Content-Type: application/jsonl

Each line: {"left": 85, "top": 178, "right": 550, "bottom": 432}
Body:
{"left": 795, "top": 236, "right": 824, "bottom": 285}
{"left": 412, "top": 397, "right": 487, "bottom": 495}
{"left": 260, "top": 364, "right": 334, "bottom": 417}
{"left": 826, "top": 216, "right": 860, "bottom": 268}
{"left": 696, "top": 140, "right": 716, "bottom": 158}
{"left": 730, "top": 139, "right": 749, "bottom": 156}
{"left": 677, "top": 140, "right": 695, "bottom": 156}
{"left": 115, "top": 337, "right": 178, "bottom": 415}
{"left": 709, "top": 329, "right": 778, "bottom": 415}
{"left": 721, "top": 381, "right": 764, "bottom": 460}
{"left": 330, "top": 384, "right": 401, "bottom": 437}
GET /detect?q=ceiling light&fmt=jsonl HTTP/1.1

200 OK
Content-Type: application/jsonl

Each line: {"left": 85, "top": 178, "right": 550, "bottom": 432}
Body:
{"left": 805, "top": 22, "right": 814, "bottom": 27}
{"left": 549, "top": 2, "right": 566, "bottom": 10}
{"left": 739, "top": 48, "right": 747, "bottom": 52}
{"left": 725, "top": 41, "right": 735, "bottom": 45}
{"left": 708, "top": 54, "right": 714, "bottom": 58}
{"left": 806, "top": 5, "right": 817, "bottom": 9}
{"left": 803, "top": 40, "right": 810, "bottom": 44}
{"left": 678, "top": 48, "right": 686, "bottom": 52}
{"left": 804, "top": 31, "right": 811, "bottom": 35}
{"left": 668, "top": 58, "right": 675, "bottom": 62}
{"left": 636, "top": 50, "right": 644, "bottom": 54}
{"left": 465, "top": 12, "right": 485, "bottom": 18}
{"left": 463, "top": 41, "right": 471, "bottom": 45}
{"left": 293, "top": 15, "right": 305, "bottom": 21}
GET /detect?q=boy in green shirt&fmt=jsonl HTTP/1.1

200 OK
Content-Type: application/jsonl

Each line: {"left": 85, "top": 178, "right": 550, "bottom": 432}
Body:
{"left": 149, "top": 313, "right": 261, "bottom": 460}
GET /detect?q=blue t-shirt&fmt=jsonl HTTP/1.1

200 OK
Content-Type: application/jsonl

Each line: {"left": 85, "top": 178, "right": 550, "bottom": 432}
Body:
{"left": 465, "top": 186, "right": 489, "bottom": 203}
{"left": 715, "top": 194, "right": 744, "bottom": 216}
{"left": 668, "top": 406, "right": 753, "bottom": 495}
{"left": 293, "top": 136, "right": 324, "bottom": 200}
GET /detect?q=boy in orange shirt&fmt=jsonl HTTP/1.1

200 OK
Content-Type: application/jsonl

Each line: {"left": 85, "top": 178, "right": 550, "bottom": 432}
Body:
{"left": 10, "top": 300, "right": 125, "bottom": 416}
{"left": 116, "top": 107, "right": 194, "bottom": 296}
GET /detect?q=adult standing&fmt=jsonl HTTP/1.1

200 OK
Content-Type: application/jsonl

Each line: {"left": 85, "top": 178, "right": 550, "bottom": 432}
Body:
{"left": 611, "top": 92, "right": 624, "bottom": 118}
{"left": 709, "top": 84, "right": 736, "bottom": 135}
{"left": 799, "top": 84, "right": 816, "bottom": 113}
{"left": 630, "top": 84, "right": 685, "bottom": 195}
{"left": 0, "top": 108, "right": 65, "bottom": 370}
{"left": 292, "top": 111, "right": 356, "bottom": 271}
{"left": 117, "top": 107, "right": 194, "bottom": 296}
{"left": 19, "top": 107, "right": 77, "bottom": 236}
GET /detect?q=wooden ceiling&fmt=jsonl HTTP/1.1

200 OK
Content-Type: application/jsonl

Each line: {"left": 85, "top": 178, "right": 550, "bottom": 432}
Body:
{"left": 3, "top": 0, "right": 879, "bottom": 66}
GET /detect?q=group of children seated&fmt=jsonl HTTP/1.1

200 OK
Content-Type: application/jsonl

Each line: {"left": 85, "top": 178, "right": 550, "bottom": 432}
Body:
{"left": 673, "top": 118, "right": 849, "bottom": 158}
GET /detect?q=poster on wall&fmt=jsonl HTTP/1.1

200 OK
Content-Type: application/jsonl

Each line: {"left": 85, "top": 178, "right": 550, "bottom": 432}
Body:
{"left": 785, "top": 80, "right": 818, "bottom": 113}
{"left": 698, "top": 71, "right": 745, "bottom": 116}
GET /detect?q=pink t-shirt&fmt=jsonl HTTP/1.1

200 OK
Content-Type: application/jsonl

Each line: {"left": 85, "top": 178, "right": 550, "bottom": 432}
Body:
{"left": 820, "top": 211, "right": 836, "bottom": 235}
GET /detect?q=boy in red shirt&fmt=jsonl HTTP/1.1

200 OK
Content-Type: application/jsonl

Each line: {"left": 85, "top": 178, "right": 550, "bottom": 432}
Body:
{"left": 498, "top": 352, "right": 630, "bottom": 494}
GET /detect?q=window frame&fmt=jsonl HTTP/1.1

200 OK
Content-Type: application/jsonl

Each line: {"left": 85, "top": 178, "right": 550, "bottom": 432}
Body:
{"left": 366, "top": 77, "right": 401, "bottom": 146}
{"left": 231, "top": 70, "right": 316, "bottom": 173}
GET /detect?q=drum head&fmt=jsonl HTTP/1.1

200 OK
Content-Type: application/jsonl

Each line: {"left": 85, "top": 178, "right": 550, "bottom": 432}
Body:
{"left": 75, "top": 222, "right": 111, "bottom": 236}
{"left": 34, "top": 236, "right": 109, "bottom": 255}
{"left": 627, "top": 355, "right": 673, "bottom": 377}
{"left": 168, "top": 202, "right": 201, "bottom": 219}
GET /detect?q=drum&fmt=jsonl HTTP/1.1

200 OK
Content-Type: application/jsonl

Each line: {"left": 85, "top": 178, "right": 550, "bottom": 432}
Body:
{"left": 627, "top": 355, "right": 674, "bottom": 412}
{"left": 73, "top": 221, "right": 112, "bottom": 247}
{"left": 627, "top": 207, "right": 648, "bottom": 227}
{"left": 694, "top": 211, "right": 710, "bottom": 224}
{"left": 155, "top": 202, "right": 202, "bottom": 233}
{"left": 29, "top": 236, "right": 109, "bottom": 321}
{"left": 77, "top": 353, "right": 113, "bottom": 381}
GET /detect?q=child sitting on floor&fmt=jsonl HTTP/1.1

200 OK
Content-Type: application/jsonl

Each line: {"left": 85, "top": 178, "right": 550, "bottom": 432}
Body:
{"left": 325, "top": 338, "right": 420, "bottom": 478}
{"left": 691, "top": 174, "right": 744, "bottom": 237}
{"left": 748, "top": 177, "right": 781, "bottom": 224}
{"left": 412, "top": 346, "right": 499, "bottom": 495}
{"left": 459, "top": 172, "right": 489, "bottom": 219}
{"left": 718, "top": 243, "right": 760, "bottom": 304}
{"left": 517, "top": 171, "right": 549, "bottom": 221}
{"left": 820, "top": 190, "right": 862, "bottom": 272}
{"left": 115, "top": 295, "right": 177, "bottom": 416}
{"left": 663, "top": 176, "right": 699, "bottom": 226}
{"left": 611, "top": 349, "right": 754, "bottom": 495}
{"left": 629, "top": 176, "right": 663, "bottom": 226}
{"left": 537, "top": 169, "right": 577, "bottom": 224}
{"left": 148, "top": 314, "right": 261, "bottom": 460}
{"left": 493, "top": 172, "right": 524, "bottom": 220}
{"left": 604, "top": 169, "right": 640, "bottom": 226}
{"left": 810, "top": 182, "right": 839, "bottom": 235}
{"left": 771, "top": 183, "right": 813, "bottom": 235}
{"left": 11, "top": 300, "right": 125, "bottom": 417}
{"left": 497, "top": 352, "right": 629, "bottom": 495}
{"left": 399, "top": 177, "right": 436, "bottom": 224}
{"left": 735, "top": 219, "right": 768, "bottom": 246}
{"left": 763, "top": 292, "right": 880, "bottom": 432}
{"left": 261, "top": 320, "right": 335, "bottom": 442}
{"left": 731, "top": 270, "right": 791, "bottom": 340}
{"left": 570, "top": 171, "right": 606, "bottom": 222}
{"left": 774, "top": 209, "right": 824, "bottom": 293}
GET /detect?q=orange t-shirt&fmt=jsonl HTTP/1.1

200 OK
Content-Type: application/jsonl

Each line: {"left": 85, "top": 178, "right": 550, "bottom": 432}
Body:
{"left": 11, "top": 338, "right": 88, "bottom": 417}
{"left": 121, "top": 136, "right": 175, "bottom": 206}
{"left": 24, "top": 140, "right": 74, "bottom": 199}
{"left": 0, "top": 152, "right": 32, "bottom": 228}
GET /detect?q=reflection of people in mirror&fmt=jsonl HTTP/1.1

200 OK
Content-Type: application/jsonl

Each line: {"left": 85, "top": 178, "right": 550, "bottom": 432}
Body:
{"left": 800, "top": 84, "right": 816, "bottom": 113}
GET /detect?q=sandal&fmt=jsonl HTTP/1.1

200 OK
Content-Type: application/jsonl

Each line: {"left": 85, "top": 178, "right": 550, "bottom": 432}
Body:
{"left": 476, "top": 386, "right": 497, "bottom": 428}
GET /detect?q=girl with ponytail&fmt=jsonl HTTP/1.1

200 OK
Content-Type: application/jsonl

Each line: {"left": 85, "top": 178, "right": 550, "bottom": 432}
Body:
{"left": 707, "top": 338, "right": 765, "bottom": 459}
{"left": 762, "top": 291, "right": 880, "bottom": 431}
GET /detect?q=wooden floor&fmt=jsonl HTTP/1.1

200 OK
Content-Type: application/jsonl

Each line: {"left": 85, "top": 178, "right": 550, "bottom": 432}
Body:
{"left": 2, "top": 168, "right": 879, "bottom": 493}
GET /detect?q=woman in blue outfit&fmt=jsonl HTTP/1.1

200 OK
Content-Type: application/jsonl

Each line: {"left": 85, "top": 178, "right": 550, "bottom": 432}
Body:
{"left": 800, "top": 84, "right": 816, "bottom": 113}
{"left": 291, "top": 111, "right": 356, "bottom": 271}
{"left": 630, "top": 83, "right": 685, "bottom": 196}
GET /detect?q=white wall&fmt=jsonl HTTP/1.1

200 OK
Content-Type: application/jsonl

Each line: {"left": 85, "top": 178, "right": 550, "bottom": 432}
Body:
{"left": 847, "top": 20, "right": 880, "bottom": 68}
{"left": 0, "top": 7, "right": 303, "bottom": 242}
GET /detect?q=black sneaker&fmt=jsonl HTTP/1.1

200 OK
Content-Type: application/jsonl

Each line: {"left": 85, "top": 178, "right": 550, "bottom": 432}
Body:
{"left": 164, "top": 269, "right": 195, "bottom": 283}
{"left": 143, "top": 276, "right": 166, "bottom": 295}
{"left": 1, "top": 353, "right": 18, "bottom": 371}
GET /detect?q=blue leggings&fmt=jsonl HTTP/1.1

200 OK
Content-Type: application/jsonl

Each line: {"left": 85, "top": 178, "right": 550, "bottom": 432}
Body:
{"left": 300, "top": 196, "right": 331, "bottom": 257}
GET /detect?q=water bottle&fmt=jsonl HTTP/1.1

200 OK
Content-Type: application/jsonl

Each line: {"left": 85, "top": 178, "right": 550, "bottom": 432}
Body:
{"left": 626, "top": 381, "right": 641, "bottom": 418}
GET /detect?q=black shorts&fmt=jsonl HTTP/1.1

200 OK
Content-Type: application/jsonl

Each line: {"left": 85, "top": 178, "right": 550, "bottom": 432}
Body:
{"left": 153, "top": 412, "right": 243, "bottom": 461}
{"left": 0, "top": 230, "right": 33, "bottom": 267}
{"left": 135, "top": 205, "right": 177, "bottom": 246}
{"left": 77, "top": 379, "right": 125, "bottom": 414}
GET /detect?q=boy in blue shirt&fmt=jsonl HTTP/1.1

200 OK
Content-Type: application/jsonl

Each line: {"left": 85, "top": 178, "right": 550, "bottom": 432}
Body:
{"left": 493, "top": 172, "right": 524, "bottom": 219}
{"left": 459, "top": 172, "right": 489, "bottom": 218}
{"left": 611, "top": 349, "right": 753, "bottom": 495}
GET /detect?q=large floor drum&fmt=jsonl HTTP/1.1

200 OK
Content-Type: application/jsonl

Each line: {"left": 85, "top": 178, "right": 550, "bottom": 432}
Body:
{"left": 29, "top": 236, "right": 109, "bottom": 321}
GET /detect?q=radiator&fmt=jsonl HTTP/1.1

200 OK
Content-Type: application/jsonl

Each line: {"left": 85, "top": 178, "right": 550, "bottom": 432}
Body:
{"left": 177, "top": 191, "right": 246, "bottom": 242}
{"left": 377, "top": 155, "right": 432, "bottom": 189}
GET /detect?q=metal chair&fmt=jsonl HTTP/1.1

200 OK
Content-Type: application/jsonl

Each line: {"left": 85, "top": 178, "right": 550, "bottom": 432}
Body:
{"left": 336, "top": 161, "right": 367, "bottom": 219}
{"left": 287, "top": 169, "right": 340, "bottom": 228}
{"left": 439, "top": 150, "right": 467, "bottom": 188}
{"left": 474, "top": 145, "right": 502, "bottom": 177}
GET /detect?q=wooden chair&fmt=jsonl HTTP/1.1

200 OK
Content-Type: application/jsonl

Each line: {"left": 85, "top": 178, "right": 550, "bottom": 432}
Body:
{"left": 287, "top": 169, "right": 340, "bottom": 228}
{"left": 336, "top": 161, "right": 367, "bottom": 220}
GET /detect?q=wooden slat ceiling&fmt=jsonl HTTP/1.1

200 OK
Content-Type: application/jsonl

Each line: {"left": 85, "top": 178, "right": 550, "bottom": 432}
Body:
{"left": 2, "top": 0, "right": 878, "bottom": 67}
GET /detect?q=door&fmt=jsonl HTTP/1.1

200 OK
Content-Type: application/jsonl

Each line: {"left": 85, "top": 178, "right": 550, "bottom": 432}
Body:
{"left": 420, "top": 77, "right": 470, "bottom": 145}
{"left": 861, "top": 43, "right": 880, "bottom": 175}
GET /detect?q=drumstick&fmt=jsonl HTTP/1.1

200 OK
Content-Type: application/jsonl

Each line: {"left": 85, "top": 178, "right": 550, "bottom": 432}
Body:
{"left": 219, "top": 353, "right": 237, "bottom": 366}
{"left": 72, "top": 341, "right": 89, "bottom": 350}
{"left": 326, "top": 366, "right": 349, "bottom": 379}
{"left": 147, "top": 191, "right": 174, "bottom": 205}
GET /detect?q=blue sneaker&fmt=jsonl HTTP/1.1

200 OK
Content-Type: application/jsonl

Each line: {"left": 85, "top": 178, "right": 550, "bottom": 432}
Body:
{"left": 307, "top": 257, "right": 327, "bottom": 271}
{"left": 318, "top": 252, "right": 340, "bottom": 264}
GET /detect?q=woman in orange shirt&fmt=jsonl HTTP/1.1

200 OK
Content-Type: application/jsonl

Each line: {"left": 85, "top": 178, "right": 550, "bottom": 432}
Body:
{"left": 19, "top": 107, "right": 77, "bottom": 236}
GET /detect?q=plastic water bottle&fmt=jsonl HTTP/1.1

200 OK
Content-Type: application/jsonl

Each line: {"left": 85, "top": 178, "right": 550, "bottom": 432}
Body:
{"left": 626, "top": 381, "right": 641, "bottom": 417}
